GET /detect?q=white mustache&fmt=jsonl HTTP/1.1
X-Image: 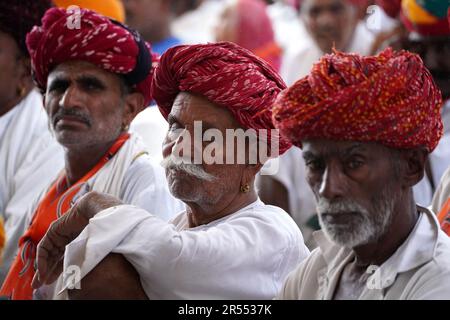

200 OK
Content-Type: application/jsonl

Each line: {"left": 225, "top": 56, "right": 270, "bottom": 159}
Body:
{"left": 316, "top": 198, "right": 369, "bottom": 217}
{"left": 160, "top": 155, "right": 217, "bottom": 182}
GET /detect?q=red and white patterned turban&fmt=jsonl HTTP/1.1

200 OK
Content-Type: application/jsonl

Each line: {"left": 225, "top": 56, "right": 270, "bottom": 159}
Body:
{"left": 151, "top": 42, "right": 292, "bottom": 155}
{"left": 26, "top": 7, "right": 156, "bottom": 105}
{"left": 273, "top": 48, "right": 443, "bottom": 152}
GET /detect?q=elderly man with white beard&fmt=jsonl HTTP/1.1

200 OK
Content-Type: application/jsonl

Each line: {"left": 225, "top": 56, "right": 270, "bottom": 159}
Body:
{"left": 30, "top": 42, "right": 309, "bottom": 300}
{"left": 272, "top": 48, "right": 450, "bottom": 300}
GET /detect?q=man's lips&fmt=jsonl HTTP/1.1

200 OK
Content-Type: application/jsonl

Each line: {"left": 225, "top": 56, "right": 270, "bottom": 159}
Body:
{"left": 54, "top": 115, "right": 90, "bottom": 128}
{"left": 322, "top": 211, "right": 360, "bottom": 224}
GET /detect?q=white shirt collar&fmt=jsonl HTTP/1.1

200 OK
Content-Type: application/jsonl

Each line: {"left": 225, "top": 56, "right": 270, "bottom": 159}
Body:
{"left": 313, "top": 206, "right": 441, "bottom": 289}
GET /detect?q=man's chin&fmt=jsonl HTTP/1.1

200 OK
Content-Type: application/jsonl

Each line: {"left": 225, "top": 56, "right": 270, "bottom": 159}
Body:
{"left": 321, "top": 224, "right": 374, "bottom": 248}
{"left": 168, "top": 178, "right": 198, "bottom": 202}
{"left": 55, "top": 132, "right": 86, "bottom": 147}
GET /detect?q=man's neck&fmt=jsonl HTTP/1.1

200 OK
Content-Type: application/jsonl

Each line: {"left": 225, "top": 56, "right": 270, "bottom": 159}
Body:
{"left": 352, "top": 195, "right": 419, "bottom": 267}
{"left": 186, "top": 191, "right": 258, "bottom": 228}
{"left": 64, "top": 140, "right": 117, "bottom": 186}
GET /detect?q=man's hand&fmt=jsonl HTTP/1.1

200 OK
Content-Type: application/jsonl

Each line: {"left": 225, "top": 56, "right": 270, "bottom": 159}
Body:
{"left": 31, "top": 191, "right": 124, "bottom": 290}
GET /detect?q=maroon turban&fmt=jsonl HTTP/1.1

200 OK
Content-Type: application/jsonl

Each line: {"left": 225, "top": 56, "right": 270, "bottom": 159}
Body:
{"left": 273, "top": 48, "right": 443, "bottom": 152}
{"left": 26, "top": 7, "right": 156, "bottom": 105}
{"left": 0, "top": 0, "right": 52, "bottom": 56}
{"left": 151, "top": 41, "right": 292, "bottom": 155}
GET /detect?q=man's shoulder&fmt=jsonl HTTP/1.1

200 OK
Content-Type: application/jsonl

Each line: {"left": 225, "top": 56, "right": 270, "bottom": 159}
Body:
{"left": 276, "top": 247, "right": 325, "bottom": 299}
{"left": 227, "top": 202, "right": 310, "bottom": 255}
{"left": 125, "top": 153, "right": 165, "bottom": 182}
{"left": 398, "top": 229, "right": 450, "bottom": 299}
{"left": 428, "top": 229, "right": 450, "bottom": 271}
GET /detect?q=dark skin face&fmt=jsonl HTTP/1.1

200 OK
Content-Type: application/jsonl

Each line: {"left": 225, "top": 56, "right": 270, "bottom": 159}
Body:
{"left": 301, "top": 0, "right": 359, "bottom": 53}
{"left": 0, "top": 30, "right": 33, "bottom": 117}
{"left": 31, "top": 92, "right": 263, "bottom": 298}
{"left": 302, "top": 139, "right": 426, "bottom": 266}
{"left": 163, "top": 92, "right": 261, "bottom": 227}
{"left": 45, "top": 60, "right": 144, "bottom": 184}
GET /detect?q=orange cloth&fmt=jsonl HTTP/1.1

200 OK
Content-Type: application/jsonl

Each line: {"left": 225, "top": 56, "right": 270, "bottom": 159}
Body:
{"left": 0, "top": 134, "right": 129, "bottom": 300}
{"left": 0, "top": 217, "right": 5, "bottom": 264}
{"left": 53, "top": 0, "right": 125, "bottom": 22}
{"left": 438, "top": 198, "right": 450, "bottom": 236}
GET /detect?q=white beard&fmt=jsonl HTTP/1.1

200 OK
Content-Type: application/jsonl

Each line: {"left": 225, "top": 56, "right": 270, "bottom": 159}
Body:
{"left": 317, "top": 187, "right": 397, "bottom": 248}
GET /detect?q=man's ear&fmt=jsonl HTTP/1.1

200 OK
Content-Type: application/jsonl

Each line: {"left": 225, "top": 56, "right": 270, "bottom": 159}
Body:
{"left": 122, "top": 92, "right": 145, "bottom": 129}
{"left": 400, "top": 148, "right": 428, "bottom": 188}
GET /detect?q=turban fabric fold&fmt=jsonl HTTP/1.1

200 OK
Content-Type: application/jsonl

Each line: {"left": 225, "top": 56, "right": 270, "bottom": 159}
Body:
{"left": 26, "top": 7, "right": 155, "bottom": 105}
{"left": 0, "top": 0, "right": 53, "bottom": 55}
{"left": 272, "top": 48, "right": 443, "bottom": 152}
{"left": 151, "top": 42, "right": 292, "bottom": 155}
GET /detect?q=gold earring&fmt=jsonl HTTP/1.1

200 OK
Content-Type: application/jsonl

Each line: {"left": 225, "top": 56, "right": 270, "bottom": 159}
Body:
{"left": 240, "top": 184, "right": 250, "bottom": 193}
{"left": 122, "top": 123, "right": 130, "bottom": 131}
{"left": 17, "top": 86, "right": 26, "bottom": 98}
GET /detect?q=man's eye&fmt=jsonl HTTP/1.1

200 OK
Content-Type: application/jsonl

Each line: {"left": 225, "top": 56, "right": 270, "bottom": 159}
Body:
{"left": 169, "top": 122, "right": 180, "bottom": 130}
{"left": 346, "top": 159, "right": 364, "bottom": 170}
{"left": 83, "top": 82, "right": 102, "bottom": 91}
{"left": 49, "top": 83, "right": 67, "bottom": 93}
{"left": 306, "top": 160, "right": 324, "bottom": 171}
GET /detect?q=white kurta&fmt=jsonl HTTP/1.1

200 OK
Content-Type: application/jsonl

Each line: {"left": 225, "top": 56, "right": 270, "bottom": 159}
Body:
{"left": 1, "top": 133, "right": 184, "bottom": 287}
{"left": 258, "top": 146, "right": 318, "bottom": 249}
{"left": 277, "top": 206, "right": 450, "bottom": 300}
{"left": 57, "top": 199, "right": 310, "bottom": 299}
{"left": 281, "top": 21, "right": 375, "bottom": 85}
{"left": 0, "top": 90, "right": 64, "bottom": 282}
{"left": 129, "top": 106, "right": 168, "bottom": 162}
{"left": 414, "top": 100, "right": 450, "bottom": 207}
{"left": 171, "top": 0, "right": 226, "bottom": 45}
{"left": 0, "top": 90, "right": 63, "bottom": 219}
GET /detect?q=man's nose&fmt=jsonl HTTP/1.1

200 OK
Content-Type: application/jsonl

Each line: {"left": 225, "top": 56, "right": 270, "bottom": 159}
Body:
{"left": 318, "top": 163, "right": 346, "bottom": 201}
{"left": 316, "top": 10, "right": 337, "bottom": 29}
{"left": 162, "top": 129, "right": 190, "bottom": 159}
{"left": 59, "top": 85, "right": 82, "bottom": 109}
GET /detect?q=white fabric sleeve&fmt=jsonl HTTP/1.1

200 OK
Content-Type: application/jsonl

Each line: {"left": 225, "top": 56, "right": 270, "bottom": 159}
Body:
{"left": 63, "top": 204, "right": 305, "bottom": 299}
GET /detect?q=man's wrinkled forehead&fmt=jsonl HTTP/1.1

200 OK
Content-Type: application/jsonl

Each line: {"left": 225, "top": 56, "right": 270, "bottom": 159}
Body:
{"left": 47, "top": 60, "right": 120, "bottom": 87}
{"left": 170, "top": 92, "right": 241, "bottom": 130}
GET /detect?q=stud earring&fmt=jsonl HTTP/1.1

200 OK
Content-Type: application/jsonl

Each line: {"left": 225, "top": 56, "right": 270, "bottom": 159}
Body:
{"left": 240, "top": 184, "right": 250, "bottom": 193}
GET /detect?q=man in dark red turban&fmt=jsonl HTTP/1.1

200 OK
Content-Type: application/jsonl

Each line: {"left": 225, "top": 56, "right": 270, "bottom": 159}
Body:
{"left": 152, "top": 41, "right": 291, "bottom": 155}
{"left": 26, "top": 7, "right": 156, "bottom": 105}
{"left": 273, "top": 49, "right": 450, "bottom": 300}
{"left": 0, "top": 7, "right": 184, "bottom": 300}
{"left": 29, "top": 42, "right": 310, "bottom": 300}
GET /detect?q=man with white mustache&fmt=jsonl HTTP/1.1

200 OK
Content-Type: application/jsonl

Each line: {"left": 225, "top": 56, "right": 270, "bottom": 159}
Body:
{"left": 31, "top": 42, "right": 309, "bottom": 299}
{"left": 273, "top": 48, "right": 450, "bottom": 299}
